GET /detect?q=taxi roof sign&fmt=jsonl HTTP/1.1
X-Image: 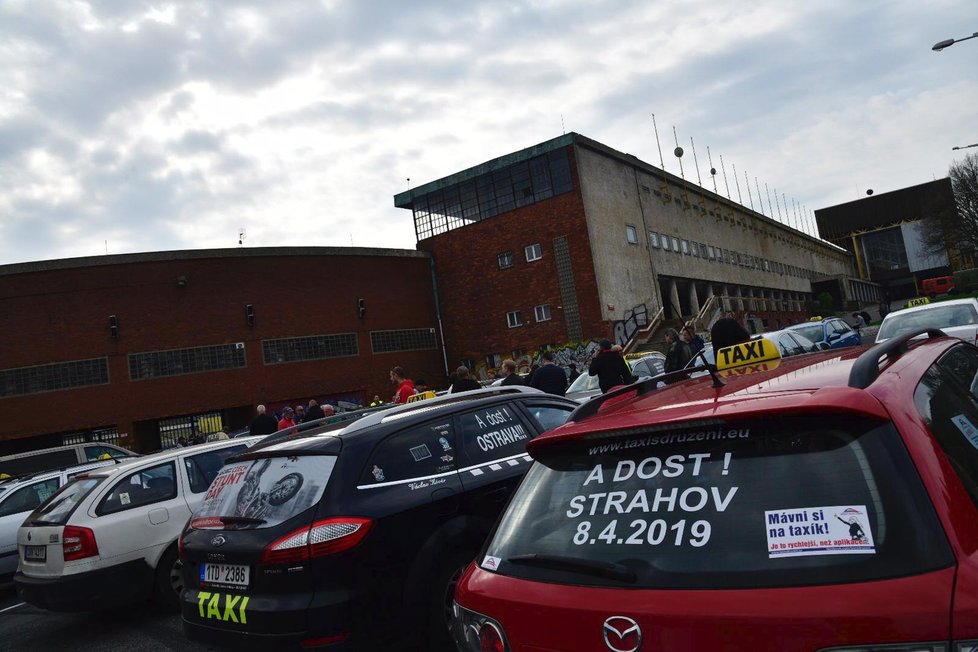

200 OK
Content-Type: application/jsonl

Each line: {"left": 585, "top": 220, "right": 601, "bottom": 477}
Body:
{"left": 714, "top": 337, "right": 782, "bottom": 373}
{"left": 809, "top": 316, "right": 823, "bottom": 322}
{"left": 406, "top": 390, "right": 437, "bottom": 403}
{"left": 907, "top": 297, "right": 931, "bottom": 308}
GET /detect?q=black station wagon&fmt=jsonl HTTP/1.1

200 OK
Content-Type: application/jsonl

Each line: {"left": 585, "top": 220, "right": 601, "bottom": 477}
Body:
{"left": 178, "top": 386, "right": 578, "bottom": 650}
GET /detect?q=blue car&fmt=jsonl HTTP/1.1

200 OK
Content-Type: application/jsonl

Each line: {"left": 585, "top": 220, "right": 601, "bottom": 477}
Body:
{"left": 785, "top": 317, "right": 861, "bottom": 349}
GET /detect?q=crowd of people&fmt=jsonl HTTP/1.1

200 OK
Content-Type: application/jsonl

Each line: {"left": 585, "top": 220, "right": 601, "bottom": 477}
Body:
{"left": 233, "top": 316, "right": 757, "bottom": 440}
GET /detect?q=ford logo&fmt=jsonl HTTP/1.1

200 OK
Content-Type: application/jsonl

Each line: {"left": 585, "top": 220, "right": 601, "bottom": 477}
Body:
{"left": 603, "top": 616, "right": 642, "bottom": 652}
{"left": 211, "top": 535, "right": 226, "bottom": 547}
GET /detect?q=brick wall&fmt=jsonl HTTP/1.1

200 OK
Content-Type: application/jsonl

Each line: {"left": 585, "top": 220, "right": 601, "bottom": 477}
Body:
{"left": 0, "top": 249, "right": 444, "bottom": 452}
{"left": 419, "top": 147, "right": 606, "bottom": 371}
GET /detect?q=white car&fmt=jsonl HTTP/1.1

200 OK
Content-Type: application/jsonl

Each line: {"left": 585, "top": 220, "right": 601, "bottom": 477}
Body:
{"left": 14, "top": 437, "right": 260, "bottom": 611}
{"left": 0, "top": 460, "right": 121, "bottom": 579}
{"left": 876, "top": 298, "right": 978, "bottom": 345}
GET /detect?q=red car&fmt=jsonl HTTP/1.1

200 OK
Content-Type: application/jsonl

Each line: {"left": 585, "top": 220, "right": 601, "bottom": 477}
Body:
{"left": 452, "top": 330, "right": 978, "bottom": 651}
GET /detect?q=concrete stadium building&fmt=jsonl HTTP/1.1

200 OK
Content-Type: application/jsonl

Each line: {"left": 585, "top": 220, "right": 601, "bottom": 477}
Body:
{"left": 396, "top": 133, "right": 869, "bottom": 380}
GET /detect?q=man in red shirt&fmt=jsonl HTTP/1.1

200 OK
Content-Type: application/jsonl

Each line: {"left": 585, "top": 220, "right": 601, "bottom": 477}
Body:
{"left": 277, "top": 406, "right": 297, "bottom": 431}
{"left": 390, "top": 366, "right": 416, "bottom": 404}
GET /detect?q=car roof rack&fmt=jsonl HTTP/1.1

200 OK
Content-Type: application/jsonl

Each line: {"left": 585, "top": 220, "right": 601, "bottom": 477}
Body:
{"left": 569, "top": 365, "right": 725, "bottom": 423}
{"left": 848, "top": 328, "right": 946, "bottom": 390}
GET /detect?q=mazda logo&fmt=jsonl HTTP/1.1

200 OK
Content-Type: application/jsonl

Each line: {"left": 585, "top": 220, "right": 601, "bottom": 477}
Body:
{"left": 210, "top": 535, "right": 226, "bottom": 547}
{"left": 603, "top": 616, "right": 642, "bottom": 652}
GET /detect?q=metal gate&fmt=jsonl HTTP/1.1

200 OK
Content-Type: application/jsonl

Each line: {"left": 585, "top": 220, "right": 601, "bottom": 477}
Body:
{"left": 62, "top": 426, "right": 120, "bottom": 447}
{"left": 157, "top": 412, "right": 223, "bottom": 449}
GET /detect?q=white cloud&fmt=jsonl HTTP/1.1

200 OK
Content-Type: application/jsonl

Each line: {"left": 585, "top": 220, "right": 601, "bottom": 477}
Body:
{"left": 0, "top": 0, "right": 975, "bottom": 263}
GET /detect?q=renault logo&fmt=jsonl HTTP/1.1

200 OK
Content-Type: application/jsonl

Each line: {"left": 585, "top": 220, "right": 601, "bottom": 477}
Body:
{"left": 603, "top": 616, "right": 642, "bottom": 652}
{"left": 211, "top": 535, "right": 226, "bottom": 547}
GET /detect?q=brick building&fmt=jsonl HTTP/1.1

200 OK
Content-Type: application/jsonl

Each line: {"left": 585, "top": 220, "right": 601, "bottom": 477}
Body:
{"left": 396, "top": 133, "right": 865, "bottom": 380}
{"left": 0, "top": 248, "right": 444, "bottom": 453}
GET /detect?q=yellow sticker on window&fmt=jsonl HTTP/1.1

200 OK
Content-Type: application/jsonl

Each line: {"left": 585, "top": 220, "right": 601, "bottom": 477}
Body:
{"left": 714, "top": 338, "right": 782, "bottom": 372}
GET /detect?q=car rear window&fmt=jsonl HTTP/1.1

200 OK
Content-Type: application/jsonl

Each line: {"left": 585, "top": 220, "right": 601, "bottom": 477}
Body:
{"left": 26, "top": 477, "right": 104, "bottom": 526}
{"left": 190, "top": 455, "right": 336, "bottom": 530}
{"left": 879, "top": 304, "right": 978, "bottom": 340}
{"left": 480, "top": 415, "right": 951, "bottom": 589}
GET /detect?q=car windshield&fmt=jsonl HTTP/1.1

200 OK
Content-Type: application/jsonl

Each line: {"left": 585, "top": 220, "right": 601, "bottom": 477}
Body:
{"left": 567, "top": 371, "right": 601, "bottom": 394}
{"left": 480, "top": 415, "right": 950, "bottom": 590}
{"left": 26, "top": 476, "right": 104, "bottom": 525}
{"left": 189, "top": 455, "right": 337, "bottom": 530}
{"left": 788, "top": 323, "right": 824, "bottom": 343}
{"left": 878, "top": 304, "right": 978, "bottom": 340}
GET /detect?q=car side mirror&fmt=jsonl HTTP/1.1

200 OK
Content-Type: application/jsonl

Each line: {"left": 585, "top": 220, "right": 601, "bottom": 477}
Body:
{"left": 828, "top": 332, "right": 841, "bottom": 342}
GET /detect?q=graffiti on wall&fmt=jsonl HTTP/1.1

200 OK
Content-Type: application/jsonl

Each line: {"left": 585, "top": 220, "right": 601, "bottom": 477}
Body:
{"left": 471, "top": 339, "right": 604, "bottom": 383}
{"left": 613, "top": 303, "right": 649, "bottom": 348}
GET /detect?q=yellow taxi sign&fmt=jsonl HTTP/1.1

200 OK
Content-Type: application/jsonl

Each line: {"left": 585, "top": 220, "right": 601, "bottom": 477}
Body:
{"left": 809, "top": 316, "right": 823, "bottom": 322}
{"left": 623, "top": 352, "right": 647, "bottom": 361}
{"left": 715, "top": 338, "right": 782, "bottom": 373}
{"left": 406, "top": 390, "right": 437, "bottom": 403}
{"left": 907, "top": 296, "right": 931, "bottom": 308}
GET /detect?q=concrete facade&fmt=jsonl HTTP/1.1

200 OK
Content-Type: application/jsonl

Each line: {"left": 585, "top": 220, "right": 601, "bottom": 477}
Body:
{"left": 397, "top": 133, "right": 856, "bottom": 378}
{"left": 0, "top": 248, "right": 444, "bottom": 453}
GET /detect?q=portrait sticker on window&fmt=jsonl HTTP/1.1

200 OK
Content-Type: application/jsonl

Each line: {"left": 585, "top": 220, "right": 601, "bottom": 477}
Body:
{"left": 951, "top": 414, "right": 978, "bottom": 452}
{"left": 765, "top": 505, "right": 876, "bottom": 558}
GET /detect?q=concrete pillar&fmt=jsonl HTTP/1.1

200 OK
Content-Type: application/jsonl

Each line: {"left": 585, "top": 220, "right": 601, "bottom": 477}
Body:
{"left": 669, "top": 279, "right": 681, "bottom": 320}
{"left": 688, "top": 282, "right": 701, "bottom": 318}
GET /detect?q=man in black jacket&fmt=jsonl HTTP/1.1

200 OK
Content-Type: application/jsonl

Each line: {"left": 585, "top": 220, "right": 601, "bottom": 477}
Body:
{"left": 249, "top": 404, "right": 279, "bottom": 436}
{"left": 500, "top": 359, "right": 524, "bottom": 386}
{"left": 588, "top": 339, "right": 633, "bottom": 393}
{"left": 530, "top": 351, "right": 568, "bottom": 396}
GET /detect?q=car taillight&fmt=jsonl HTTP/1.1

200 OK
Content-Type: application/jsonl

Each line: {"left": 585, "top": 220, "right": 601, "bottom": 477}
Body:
{"left": 62, "top": 526, "right": 99, "bottom": 562}
{"left": 262, "top": 517, "right": 372, "bottom": 565}
{"left": 478, "top": 622, "right": 505, "bottom": 652}
{"left": 453, "top": 603, "right": 510, "bottom": 652}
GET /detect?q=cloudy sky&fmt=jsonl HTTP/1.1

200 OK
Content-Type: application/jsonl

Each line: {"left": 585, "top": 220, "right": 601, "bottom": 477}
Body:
{"left": 1, "top": 0, "right": 975, "bottom": 265}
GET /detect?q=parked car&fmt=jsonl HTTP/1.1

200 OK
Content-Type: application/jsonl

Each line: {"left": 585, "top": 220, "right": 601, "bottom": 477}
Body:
{"left": 452, "top": 331, "right": 978, "bottom": 651}
{"left": 784, "top": 316, "right": 861, "bottom": 350}
{"left": 565, "top": 353, "right": 665, "bottom": 402}
{"left": 0, "top": 442, "right": 136, "bottom": 478}
{"left": 0, "top": 459, "right": 122, "bottom": 579}
{"left": 178, "top": 386, "right": 579, "bottom": 651}
{"left": 876, "top": 298, "right": 978, "bottom": 346}
{"left": 686, "top": 328, "right": 827, "bottom": 369}
{"left": 14, "top": 436, "right": 261, "bottom": 612}
{"left": 922, "top": 275, "right": 955, "bottom": 298}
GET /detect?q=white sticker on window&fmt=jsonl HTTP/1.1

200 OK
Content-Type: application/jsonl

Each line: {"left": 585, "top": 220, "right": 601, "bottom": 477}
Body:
{"left": 481, "top": 555, "right": 501, "bottom": 571}
{"left": 119, "top": 492, "right": 131, "bottom": 505}
{"left": 951, "top": 414, "right": 978, "bottom": 451}
{"left": 409, "top": 444, "right": 432, "bottom": 462}
{"left": 765, "top": 505, "right": 875, "bottom": 558}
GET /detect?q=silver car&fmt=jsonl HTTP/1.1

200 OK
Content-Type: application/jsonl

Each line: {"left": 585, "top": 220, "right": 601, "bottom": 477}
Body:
{"left": 876, "top": 298, "right": 978, "bottom": 345}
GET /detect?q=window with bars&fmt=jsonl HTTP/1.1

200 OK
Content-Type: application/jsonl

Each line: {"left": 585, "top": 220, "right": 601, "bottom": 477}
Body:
{"left": 370, "top": 329, "right": 437, "bottom": 354}
{"left": 130, "top": 344, "right": 246, "bottom": 380}
{"left": 0, "top": 358, "right": 109, "bottom": 398}
{"left": 262, "top": 334, "right": 358, "bottom": 365}
{"left": 498, "top": 251, "right": 514, "bottom": 269}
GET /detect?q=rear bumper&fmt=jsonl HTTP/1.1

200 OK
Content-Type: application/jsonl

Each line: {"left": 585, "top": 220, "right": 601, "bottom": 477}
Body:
{"left": 14, "top": 559, "right": 153, "bottom": 611}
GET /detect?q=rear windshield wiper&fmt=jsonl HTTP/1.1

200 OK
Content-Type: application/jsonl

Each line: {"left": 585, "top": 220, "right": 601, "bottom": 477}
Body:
{"left": 218, "top": 516, "right": 267, "bottom": 527}
{"left": 505, "top": 553, "right": 636, "bottom": 583}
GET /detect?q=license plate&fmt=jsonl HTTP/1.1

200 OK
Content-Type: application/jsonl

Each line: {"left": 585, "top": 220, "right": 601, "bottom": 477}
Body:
{"left": 24, "top": 545, "right": 46, "bottom": 562}
{"left": 200, "top": 563, "right": 250, "bottom": 588}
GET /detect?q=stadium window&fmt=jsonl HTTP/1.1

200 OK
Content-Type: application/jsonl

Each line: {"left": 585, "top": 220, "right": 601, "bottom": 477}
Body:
{"left": 672, "top": 237, "right": 680, "bottom": 252}
{"left": 649, "top": 231, "right": 660, "bottom": 248}
{"left": 681, "top": 240, "right": 690, "bottom": 255}
{"left": 626, "top": 224, "right": 638, "bottom": 245}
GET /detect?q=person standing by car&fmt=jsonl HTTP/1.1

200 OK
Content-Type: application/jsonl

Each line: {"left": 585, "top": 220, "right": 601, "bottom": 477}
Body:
{"left": 249, "top": 405, "right": 279, "bottom": 436}
{"left": 664, "top": 328, "right": 692, "bottom": 374}
{"left": 588, "top": 339, "right": 633, "bottom": 393}
{"left": 390, "top": 366, "right": 416, "bottom": 404}
{"left": 681, "top": 325, "right": 705, "bottom": 354}
{"left": 277, "top": 407, "right": 296, "bottom": 431}
{"left": 304, "top": 399, "right": 325, "bottom": 422}
{"left": 451, "top": 366, "right": 482, "bottom": 393}
{"left": 500, "top": 359, "right": 523, "bottom": 386}
{"left": 567, "top": 363, "right": 581, "bottom": 383}
{"left": 530, "top": 351, "right": 568, "bottom": 396}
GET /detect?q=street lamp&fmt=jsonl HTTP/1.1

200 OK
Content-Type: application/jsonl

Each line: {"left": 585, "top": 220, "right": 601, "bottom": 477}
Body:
{"left": 932, "top": 31, "right": 978, "bottom": 51}
{"left": 952, "top": 143, "right": 978, "bottom": 151}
